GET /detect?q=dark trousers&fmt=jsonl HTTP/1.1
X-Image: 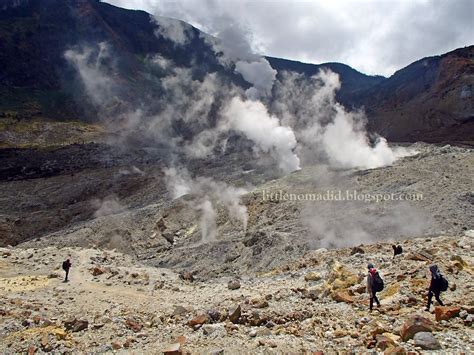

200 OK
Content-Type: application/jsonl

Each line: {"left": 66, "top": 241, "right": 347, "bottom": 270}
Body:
{"left": 370, "top": 291, "right": 380, "bottom": 310}
{"left": 64, "top": 268, "right": 70, "bottom": 282}
{"left": 427, "top": 289, "right": 444, "bottom": 310}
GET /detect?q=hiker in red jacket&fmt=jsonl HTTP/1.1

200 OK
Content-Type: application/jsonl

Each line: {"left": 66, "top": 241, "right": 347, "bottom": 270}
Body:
{"left": 367, "top": 263, "right": 383, "bottom": 311}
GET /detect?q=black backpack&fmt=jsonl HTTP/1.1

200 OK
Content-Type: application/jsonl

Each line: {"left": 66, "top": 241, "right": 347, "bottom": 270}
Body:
{"left": 372, "top": 271, "right": 384, "bottom": 292}
{"left": 439, "top": 276, "right": 449, "bottom": 292}
{"left": 62, "top": 260, "right": 70, "bottom": 271}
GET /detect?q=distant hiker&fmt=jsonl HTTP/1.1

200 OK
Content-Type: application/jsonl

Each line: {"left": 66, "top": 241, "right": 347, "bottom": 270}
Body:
{"left": 392, "top": 244, "right": 403, "bottom": 257}
{"left": 367, "top": 263, "right": 384, "bottom": 311}
{"left": 426, "top": 264, "right": 448, "bottom": 311}
{"left": 62, "top": 257, "right": 72, "bottom": 282}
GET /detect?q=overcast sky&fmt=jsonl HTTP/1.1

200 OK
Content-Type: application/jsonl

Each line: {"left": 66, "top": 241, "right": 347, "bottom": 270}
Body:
{"left": 104, "top": 0, "right": 473, "bottom": 76}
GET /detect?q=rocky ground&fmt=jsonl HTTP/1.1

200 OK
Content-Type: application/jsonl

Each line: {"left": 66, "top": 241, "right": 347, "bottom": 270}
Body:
{"left": 0, "top": 233, "right": 473, "bottom": 353}
{"left": 0, "top": 140, "right": 472, "bottom": 353}
{"left": 13, "top": 142, "right": 473, "bottom": 279}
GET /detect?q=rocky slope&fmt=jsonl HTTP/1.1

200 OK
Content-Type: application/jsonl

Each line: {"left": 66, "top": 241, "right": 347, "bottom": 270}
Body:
{"left": 0, "top": 233, "right": 473, "bottom": 353}
{"left": 5, "top": 143, "right": 472, "bottom": 280}
{"left": 363, "top": 46, "right": 474, "bottom": 144}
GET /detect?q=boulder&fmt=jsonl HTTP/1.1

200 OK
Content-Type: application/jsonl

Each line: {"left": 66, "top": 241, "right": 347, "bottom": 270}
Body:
{"left": 207, "top": 309, "right": 221, "bottom": 322}
{"left": 400, "top": 316, "right": 436, "bottom": 341}
{"left": 179, "top": 271, "right": 194, "bottom": 282}
{"left": 350, "top": 246, "right": 365, "bottom": 255}
{"left": 375, "top": 334, "right": 396, "bottom": 350}
{"left": 188, "top": 314, "right": 208, "bottom": 327}
{"left": 202, "top": 324, "right": 225, "bottom": 336}
{"left": 384, "top": 346, "right": 407, "bottom": 354}
{"left": 304, "top": 272, "right": 322, "bottom": 282}
{"left": 228, "top": 305, "right": 241, "bottom": 323}
{"left": 434, "top": 306, "right": 460, "bottom": 322}
{"left": 125, "top": 318, "right": 143, "bottom": 332}
{"left": 413, "top": 332, "right": 441, "bottom": 350}
{"left": 251, "top": 298, "right": 269, "bottom": 308}
{"left": 64, "top": 319, "right": 88, "bottom": 332}
{"left": 328, "top": 262, "right": 358, "bottom": 289}
{"left": 162, "top": 343, "right": 182, "bottom": 355}
{"left": 332, "top": 290, "right": 354, "bottom": 303}
{"left": 228, "top": 279, "right": 241, "bottom": 290}
{"left": 90, "top": 266, "right": 105, "bottom": 276}
{"left": 173, "top": 305, "right": 190, "bottom": 316}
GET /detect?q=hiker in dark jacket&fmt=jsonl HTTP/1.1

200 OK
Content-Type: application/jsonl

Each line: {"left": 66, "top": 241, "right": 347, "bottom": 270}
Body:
{"left": 426, "top": 264, "right": 445, "bottom": 311}
{"left": 367, "top": 263, "right": 381, "bottom": 311}
{"left": 392, "top": 244, "right": 403, "bottom": 257}
{"left": 62, "top": 257, "right": 72, "bottom": 282}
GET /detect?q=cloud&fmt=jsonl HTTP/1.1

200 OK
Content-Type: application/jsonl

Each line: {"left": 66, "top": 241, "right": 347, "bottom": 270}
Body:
{"left": 152, "top": 15, "right": 193, "bottom": 45}
{"left": 103, "top": 0, "right": 473, "bottom": 76}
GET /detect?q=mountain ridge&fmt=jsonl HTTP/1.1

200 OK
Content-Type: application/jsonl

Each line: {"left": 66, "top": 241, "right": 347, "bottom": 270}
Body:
{"left": 0, "top": 0, "right": 472, "bottom": 143}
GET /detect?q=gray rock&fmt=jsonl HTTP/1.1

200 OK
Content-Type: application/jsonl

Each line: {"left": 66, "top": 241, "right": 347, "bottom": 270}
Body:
{"left": 228, "top": 279, "right": 241, "bottom": 290}
{"left": 202, "top": 324, "right": 225, "bottom": 336}
{"left": 414, "top": 332, "right": 441, "bottom": 350}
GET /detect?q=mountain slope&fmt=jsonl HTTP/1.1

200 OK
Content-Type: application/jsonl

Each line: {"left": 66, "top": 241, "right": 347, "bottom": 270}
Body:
{"left": 362, "top": 46, "right": 474, "bottom": 144}
{"left": 0, "top": 0, "right": 382, "bottom": 122}
{"left": 0, "top": 0, "right": 472, "bottom": 143}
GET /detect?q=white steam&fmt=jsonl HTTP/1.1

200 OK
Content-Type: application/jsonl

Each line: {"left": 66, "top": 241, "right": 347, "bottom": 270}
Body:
{"left": 235, "top": 59, "right": 277, "bottom": 99}
{"left": 273, "top": 70, "right": 412, "bottom": 169}
{"left": 92, "top": 195, "right": 125, "bottom": 218}
{"left": 64, "top": 42, "right": 113, "bottom": 105}
{"left": 222, "top": 97, "right": 300, "bottom": 173}
{"left": 163, "top": 167, "right": 248, "bottom": 243}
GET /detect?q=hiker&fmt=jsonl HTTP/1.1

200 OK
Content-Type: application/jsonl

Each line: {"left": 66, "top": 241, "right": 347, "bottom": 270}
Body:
{"left": 62, "top": 257, "right": 72, "bottom": 282}
{"left": 367, "top": 263, "right": 384, "bottom": 311}
{"left": 392, "top": 244, "right": 403, "bottom": 257}
{"left": 426, "top": 264, "right": 447, "bottom": 311}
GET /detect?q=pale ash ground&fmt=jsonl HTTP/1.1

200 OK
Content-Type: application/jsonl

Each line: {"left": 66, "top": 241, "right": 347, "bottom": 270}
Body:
{"left": 0, "top": 233, "right": 473, "bottom": 353}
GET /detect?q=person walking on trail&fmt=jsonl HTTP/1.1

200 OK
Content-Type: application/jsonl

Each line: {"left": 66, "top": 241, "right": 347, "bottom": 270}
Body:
{"left": 62, "top": 256, "right": 72, "bottom": 282}
{"left": 392, "top": 244, "right": 403, "bottom": 257}
{"left": 367, "top": 263, "right": 384, "bottom": 311}
{"left": 426, "top": 264, "right": 448, "bottom": 311}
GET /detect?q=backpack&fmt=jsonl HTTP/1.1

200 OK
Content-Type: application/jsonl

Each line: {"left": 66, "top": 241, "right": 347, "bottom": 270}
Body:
{"left": 62, "top": 260, "right": 70, "bottom": 271}
{"left": 372, "top": 271, "right": 384, "bottom": 292}
{"left": 439, "top": 276, "right": 449, "bottom": 292}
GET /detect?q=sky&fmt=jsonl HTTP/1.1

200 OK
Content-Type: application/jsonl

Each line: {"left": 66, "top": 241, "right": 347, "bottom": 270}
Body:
{"left": 104, "top": 0, "right": 473, "bottom": 76}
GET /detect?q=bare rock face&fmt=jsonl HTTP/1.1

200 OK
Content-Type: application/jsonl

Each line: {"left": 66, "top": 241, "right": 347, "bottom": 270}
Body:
{"left": 434, "top": 306, "right": 461, "bottom": 322}
{"left": 400, "top": 316, "right": 436, "bottom": 341}
{"left": 414, "top": 332, "right": 442, "bottom": 350}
